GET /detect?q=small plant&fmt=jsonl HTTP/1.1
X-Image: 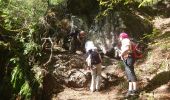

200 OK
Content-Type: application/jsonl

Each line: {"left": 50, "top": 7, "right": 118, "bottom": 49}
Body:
{"left": 117, "top": 81, "right": 128, "bottom": 91}
{"left": 19, "top": 81, "right": 32, "bottom": 99}
{"left": 160, "top": 43, "right": 170, "bottom": 53}
{"left": 117, "top": 61, "right": 125, "bottom": 71}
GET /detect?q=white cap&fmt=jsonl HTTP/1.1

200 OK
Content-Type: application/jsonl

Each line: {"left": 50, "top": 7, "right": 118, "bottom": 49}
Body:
{"left": 85, "top": 41, "right": 97, "bottom": 52}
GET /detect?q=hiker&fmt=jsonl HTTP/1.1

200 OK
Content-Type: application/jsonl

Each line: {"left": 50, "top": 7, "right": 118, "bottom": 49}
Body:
{"left": 119, "top": 32, "right": 138, "bottom": 97}
{"left": 69, "top": 29, "right": 86, "bottom": 53}
{"left": 105, "top": 42, "right": 121, "bottom": 59}
{"left": 85, "top": 41, "right": 102, "bottom": 92}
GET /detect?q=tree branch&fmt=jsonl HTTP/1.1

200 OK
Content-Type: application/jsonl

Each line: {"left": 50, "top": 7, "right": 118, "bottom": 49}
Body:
{"left": 41, "top": 37, "right": 53, "bottom": 67}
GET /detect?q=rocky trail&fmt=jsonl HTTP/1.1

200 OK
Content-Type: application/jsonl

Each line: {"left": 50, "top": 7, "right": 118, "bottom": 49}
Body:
{"left": 42, "top": 49, "right": 170, "bottom": 100}
{"left": 41, "top": 18, "right": 170, "bottom": 100}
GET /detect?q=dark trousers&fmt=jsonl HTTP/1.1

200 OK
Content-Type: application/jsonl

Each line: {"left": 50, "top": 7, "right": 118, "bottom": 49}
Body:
{"left": 123, "top": 56, "right": 137, "bottom": 82}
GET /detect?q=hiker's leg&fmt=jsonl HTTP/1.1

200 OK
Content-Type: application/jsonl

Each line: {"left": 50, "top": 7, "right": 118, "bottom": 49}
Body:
{"left": 125, "top": 81, "right": 133, "bottom": 97}
{"left": 125, "top": 57, "right": 138, "bottom": 95}
{"left": 90, "top": 68, "right": 96, "bottom": 92}
{"left": 128, "top": 82, "right": 133, "bottom": 91}
{"left": 125, "top": 57, "right": 137, "bottom": 83}
{"left": 96, "top": 63, "right": 102, "bottom": 91}
{"left": 123, "top": 58, "right": 135, "bottom": 97}
{"left": 132, "top": 82, "right": 137, "bottom": 91}
{"left": 132, "top": 81, "right": 138, "bottom": 95}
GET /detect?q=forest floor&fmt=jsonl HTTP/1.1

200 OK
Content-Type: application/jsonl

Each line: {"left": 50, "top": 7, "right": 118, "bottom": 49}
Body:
{"left": 51, "top": 17, "right": 170, "bottom": 100}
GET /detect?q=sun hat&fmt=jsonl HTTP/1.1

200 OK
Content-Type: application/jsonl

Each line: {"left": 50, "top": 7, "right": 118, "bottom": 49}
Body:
{"left": 119, "top": 32, "right": 129, "bottom": 39}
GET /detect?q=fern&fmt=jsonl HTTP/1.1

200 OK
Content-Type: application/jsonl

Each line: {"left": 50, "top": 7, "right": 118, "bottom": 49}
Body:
{"left": 11, "top": 65, "right": 20, "bottom": 89}
{"left": 19, "top": 81, "right": 32, "bottom": 99}
{"left": 10, "top": 58, "right": 32, "bottom": 99}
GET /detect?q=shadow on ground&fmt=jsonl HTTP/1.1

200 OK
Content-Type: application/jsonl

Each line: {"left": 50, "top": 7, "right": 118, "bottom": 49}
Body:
{"left": 42, "top": 73, "right": 64, "bottom": 100}
{"left": 143, "top": 71, "right": 170, "bottom": 92}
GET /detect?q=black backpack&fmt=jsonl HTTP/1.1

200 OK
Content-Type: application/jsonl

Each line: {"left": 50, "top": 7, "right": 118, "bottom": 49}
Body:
{"left": 89, "top": 50, "right": 101, "bottom": 65}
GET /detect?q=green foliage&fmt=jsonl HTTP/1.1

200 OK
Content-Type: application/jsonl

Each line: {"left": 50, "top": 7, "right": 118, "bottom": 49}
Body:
{"left": 19, "top": 81, "right": 32, "bottom": 99}
{"left": 50, "top": 0, "right": 65, "bottom": 5}
{"left": 0, "top": 0, "right": 49, "bottom": 99}
{"left": 1, "top": 0, "right": 47, "bottom": 30}
{"left": 138, "top": 0, "right": 153, "bottom": 8}
{"left": 33, "top": 66, "right": 44, "bottom": 88}
{"left": 10, "top": 62, "right": 25, "bottom": 92}
{"left": 23, "top": 41, "right": 39, "bottom": 55}
{"left": 10, "top": 57, "right": 33, "bottom": 99}
{"left": 117, "top": 81, "right": 127, "bottom": 90}
{"left": 160, "top": 42, "right": 170, "bottom": 52}
{"left": 96, "top": 0, "right": 160, "bottom": 20}
{"left": 117, "top": 61, "right": 125, "bottom": 71}
{"left": 142, "top": 28, "right": 160, "bottom": 41}
{"left": 96, "top": 0, "right": 134, "bottom": 19}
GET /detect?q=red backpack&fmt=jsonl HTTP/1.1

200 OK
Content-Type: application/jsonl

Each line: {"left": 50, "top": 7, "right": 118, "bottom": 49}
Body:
{"left": 131, "top": 42, "right": 143, "bottom": 59}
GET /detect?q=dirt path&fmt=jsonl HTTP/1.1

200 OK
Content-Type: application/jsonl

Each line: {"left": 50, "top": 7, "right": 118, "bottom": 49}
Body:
{"left": 52, "top": 86, "right": 170, "bottom": 100}
{"left": 53, "top": 86, "right": 125, "bottom": 100}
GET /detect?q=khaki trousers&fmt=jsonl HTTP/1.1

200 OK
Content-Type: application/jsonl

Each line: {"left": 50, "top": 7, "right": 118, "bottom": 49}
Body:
{"left": 90, "top": 63, "right": 102, "bottom": 92}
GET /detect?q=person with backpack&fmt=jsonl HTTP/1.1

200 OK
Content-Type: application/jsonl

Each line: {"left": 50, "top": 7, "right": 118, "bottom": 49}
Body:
{"left": 119, "top": 32, "right": 138, "bottom": 98}
{"left": 85, "top": 41, "right": 102, "bottom": 92}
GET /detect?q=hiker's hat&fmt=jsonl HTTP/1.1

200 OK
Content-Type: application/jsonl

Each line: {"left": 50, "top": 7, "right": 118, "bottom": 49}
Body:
{"left": 85, "top": 41, "right": 97, "bottom": 52}
{"left": 119, "top": 32, "right": 128, "bottom": 39}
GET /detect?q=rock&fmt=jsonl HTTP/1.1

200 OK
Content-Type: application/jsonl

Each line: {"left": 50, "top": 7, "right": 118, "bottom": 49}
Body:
{"left": 51, "top": 53, "right": 122, "bottom": 90}
{"left": 76, "top": 50, "right": 83, "bottom": 54}
{"left": 66, "top": 69, "right": 89, "bottom": 88}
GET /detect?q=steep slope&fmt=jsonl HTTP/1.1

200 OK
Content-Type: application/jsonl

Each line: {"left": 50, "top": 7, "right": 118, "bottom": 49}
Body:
{"left": 135, "top": 17, "right": 170, "bottom": 99}
{"left": 50, "top": 17, "right": 170, "bottom": 100}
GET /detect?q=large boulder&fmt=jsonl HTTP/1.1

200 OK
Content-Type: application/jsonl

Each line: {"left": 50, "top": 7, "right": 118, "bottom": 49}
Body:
{"left": 66, "top": 69, "right": 90, "bottom": 88}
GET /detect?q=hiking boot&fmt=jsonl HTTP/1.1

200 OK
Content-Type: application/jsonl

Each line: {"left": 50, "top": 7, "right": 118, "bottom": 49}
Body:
{"left": 90, "top": 89, "right": 95, "bottom": 92}
{"left": 95, "top": 89, "right": 99, "bottom": 92}
{"left": 132, "top": 90, "right": 138, "bottom": 95}
{"left": 125, "top": 91, "right": 132, "bottom": 98}
{"left": 130, "top": 91, "right": 135, "bottom": 96}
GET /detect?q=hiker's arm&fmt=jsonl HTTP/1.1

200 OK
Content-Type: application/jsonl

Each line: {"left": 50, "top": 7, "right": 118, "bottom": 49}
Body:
{"left": 77, "top": 35, "right": 83, "bottom": 44}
